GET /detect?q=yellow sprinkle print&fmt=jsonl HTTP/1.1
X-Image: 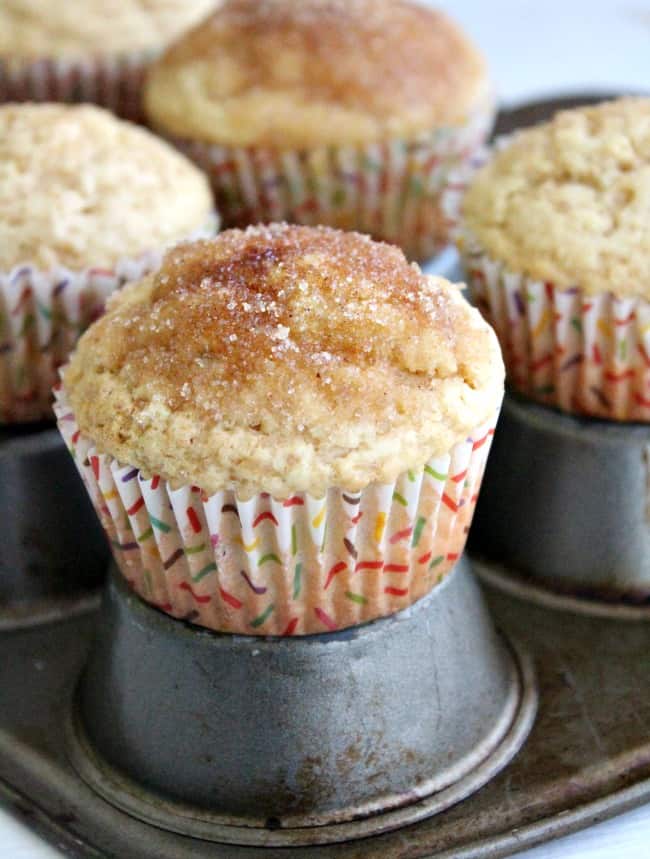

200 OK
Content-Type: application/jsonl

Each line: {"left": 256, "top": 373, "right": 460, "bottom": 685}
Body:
{"left": 237, "top": 536, "right": 260, "bottom": 552}
{"left": 375, "top": 512, "right": 386, "bottom": 544}
{"left": 597, "top": 319, "right": 613, "bottom": 339}
{"left": 641, "top": 322, "right": 650, "bottom": 337}
{"left": 532, "top": 309, "right": 551, "bottom": 339}
{"left": 102, "top": 489, "right": 118, "bottom": 501}
{"left": 312, "top": 505, "right": 326, "bottom": 529}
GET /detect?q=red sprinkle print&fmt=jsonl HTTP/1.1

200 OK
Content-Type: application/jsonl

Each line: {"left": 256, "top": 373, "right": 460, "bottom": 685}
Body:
{"left": 451, "top": 469, "right": 468, "bottom": 484}
{"left": 187, "top": 507, "right": 202, "bottom": 533}
{"left": 441, "top": 494, "right": 459, "bottom": 512}
{"left": 604, "top": 369, "right": 635, "bottom": 382}
{"left": 253, "top": 511, "right": 279, "bottom": 528}
{"left": 179, "top": 582, "right": 211, "bottom": 604}
{"left": 389, "top": 527, "right": 412, "bottom": 544}
{"left": 151, "top": 476, "right": 160, "bottom": 490}
{"left": 283, "top": 496, "right": 304, "bottom": 507}
{"left": 90, "top": 455, "right": 100, "bottom": 481}
{"left": 282, "top": 618, "right": 299, "bottom": 636}
{"left": 126, "top": 497, "right": 145, "bottom": 516}
{"left": 325, "top": 561, "right": 348, "bottom": 590}
{"left": 384, "top": 563, "right": 409, "bottom": 574}
{"left": 219, "top": 587, "right": 243, "bottom": 609}
{"left": 472, "top": 429, "right": 494, "bottom": 451}
{"left": 355, "top": 560, "right": 383, "bottom": 572}
{"left": 315, "top": 607, "right": 338, "bottom": 631}
{"left": 384, "top": 586, "right": 409, "bottom": 596}
{"left": 418, "top": 551, "right": 432, "bottom": 565}
{"left": 447, "top": 553, "right": 460, "bottom": 562}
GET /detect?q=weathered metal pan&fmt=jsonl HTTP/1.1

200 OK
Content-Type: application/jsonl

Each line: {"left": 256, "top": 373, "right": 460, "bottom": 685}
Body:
{"left": 0, "top": 424, "right": 109, "bottom": 629}
{"left": 2, "top": 562, "right": 650, "bottom": 858}
{"left": 65, "top": 560, "right": 535, "bottom": 847}
{"left": 469, "top": 392, "right": 650, "bottom": 610}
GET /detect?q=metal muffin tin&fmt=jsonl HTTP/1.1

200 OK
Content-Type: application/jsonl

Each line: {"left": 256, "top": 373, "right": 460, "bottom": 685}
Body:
{"left": 469, "top": 392, "right": 650, "bottom": 608}
{"left": 4, "top": 564, "right": 650, "bottom": 858}
{"left": 3, "top": 94, "right": 650, "bottom": 857}
{"left": 66, "top": 560, "right": 535, "bottom": 847}
{"left": 0, "top": 423, "right": 109, "bottom": 629}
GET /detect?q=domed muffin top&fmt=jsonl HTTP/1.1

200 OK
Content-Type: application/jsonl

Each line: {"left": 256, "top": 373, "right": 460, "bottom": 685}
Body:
{"left": 0, "top": 103, "right": 214, "bottom": 271}
{"left": 64, "top": 224, "right": 504, "bottom": 498}
{"left": 0, "top": 0, "right": 218, "bottom": 58}
{"left": 462, "top": 97, "right": 650, "bottom": 298}
{"left": 145, "top": 0, "right": 489, "bottom": 148}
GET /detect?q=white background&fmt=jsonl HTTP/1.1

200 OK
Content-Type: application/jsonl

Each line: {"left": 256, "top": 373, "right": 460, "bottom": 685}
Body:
{"left": 2, "top": 1, "right": 650, "bottom": 856}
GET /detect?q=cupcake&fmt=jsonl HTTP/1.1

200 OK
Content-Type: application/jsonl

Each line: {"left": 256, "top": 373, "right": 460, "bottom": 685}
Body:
{"left": 0, "top": 103, "right": 216, "bottom": 423}
{"left": 0, "top": 0, "right": 217, "bottom": 121}
{"left": 56, "top": 223, "right": 504, "bottom": 635}
{"left": 459, "top": 97, "right": 650, "bottom": 421}
{"left": 144, "top": 0, "right": 494, "bottom": 262}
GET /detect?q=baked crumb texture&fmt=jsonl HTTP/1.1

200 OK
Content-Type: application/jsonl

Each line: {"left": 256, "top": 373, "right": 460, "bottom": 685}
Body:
{"left": 0, "top": 103, "right": 215, "bottom": 423}
{"left": 58, "top": 224, "right": 504, "bottom": 633}
{"left": 145, "top": 0, "right": 494, "bottom": 259}
{"left": 0, "top": 1, "right": 218, "bottom": 119}
{"left": 461, "top": 98, "right": 650, "bottom": 421}
{"left": 0, "top": 104, "right": 213, "bottom": 271}
{"left": 64, "top": 224, "right": 503, "bottom": 497}
{"left": 0, "top": 0, "right": 218, "bottom": 58}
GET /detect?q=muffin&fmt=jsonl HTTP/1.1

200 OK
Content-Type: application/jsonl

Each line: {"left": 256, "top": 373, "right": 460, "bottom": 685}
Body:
{"left": 144, "top": 0, "right": 494, "bottom": 261}
{"left": 0, "top": 0, "right": 218, "bottom": 121}
{"left": 459, "top": 97, "right": 650, "bottom": 421}
{"left": 0, "top": 103, "right": 216, "bottom": 423}
{"left": 56, "top": 223, "right": 504, "bottom": 635}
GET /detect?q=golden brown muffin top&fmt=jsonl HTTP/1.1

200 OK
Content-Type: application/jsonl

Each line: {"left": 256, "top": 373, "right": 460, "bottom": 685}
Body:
{"left": 462, "top": 97, "right": 650, "bottom": 298}
{"left": 145, "top": 0, "right": 490, "bottom": 147}
{"left": 64, "top": 224, "right": 503, "bottom": 498}
{"left": 0, "top": 103, "right": 214, "bottom": 271}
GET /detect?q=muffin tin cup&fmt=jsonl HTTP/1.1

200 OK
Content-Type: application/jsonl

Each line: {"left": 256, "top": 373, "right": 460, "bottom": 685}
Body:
{"left": 164, "top": 91, "right": 495, "bottom": 261}
{"left": 0, "top": 422, "right": 110, "bottom": 629}
{"left": 54, "top": 387, "right": 498, "bottom": 635}
{"left": 454, "top": 137, "right": 650, "bottom": 422}
{"left": 469, "top": 391, "right": 650, "bottom": 607}
{"left": 66, "top": 557, "right": 536, "bottom": 846}
{"left": 0, "top": 217, "right": 218, "bottom": 424}
{"left": 0, "top": 52, "right": 152, "bottom": 122}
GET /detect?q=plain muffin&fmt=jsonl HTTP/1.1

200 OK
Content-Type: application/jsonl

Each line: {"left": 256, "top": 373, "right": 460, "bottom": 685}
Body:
{"left": 0, "top": 103, "right": 214, "bottom": 271}
{"left": 0, "top": 0, "right": 218, "bottom": 119}
{"left": 0, "top": 102, "right": 215, "bottom": 422}
{"left": 144, "top": 0, "right": 494, "bottom": 260}
{"left": 58, "top": 224, "right": 504, "bottom": 633}
{"left": 460, "top": 97, "right": 650, "bottom": 420}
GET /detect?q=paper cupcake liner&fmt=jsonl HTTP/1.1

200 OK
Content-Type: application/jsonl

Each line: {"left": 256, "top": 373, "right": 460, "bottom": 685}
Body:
{"left": 0, "top": 52, "right": 152, "bottom": 122}
{"left": 1, "top": 216, "right": 219, "bottom": 424}
{"left": 452, "top": 135, "right": 650, "bottom": 422}
{"left": 169, "top": 95, "right": 495, "bottom": 262}
{"left": 55, "top": 387, "right": 497, "bottom": 635}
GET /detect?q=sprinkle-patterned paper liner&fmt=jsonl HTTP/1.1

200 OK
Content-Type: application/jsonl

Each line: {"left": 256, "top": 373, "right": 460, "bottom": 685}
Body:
{"left": 166, "top": 93, "right": 495, "bottom": 262}
{"left": 463, "top": 244, "right": 650, "bottom": 421}
{"left": 55, "top": 387, "right": 498, "bottom": 635}
{"left": 1, "top": 216, "right": 219, "bottom": 424}
{"left": 0, "top": 52, "right": 153, "bottom": 122}
{"left": 451, "top": 135, "right": 650, "bottom": 422}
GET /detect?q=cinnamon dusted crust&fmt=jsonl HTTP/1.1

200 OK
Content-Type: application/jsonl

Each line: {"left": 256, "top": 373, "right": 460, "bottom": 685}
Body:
{"left": 0, "top": 0, "right": 218, "bottom": 58}
{"left": 462, "top": 97, "right": 650, "bottom": 298}
{"left": 64, "top": 224, "right": 504, "bottom": 498}
{"left": 144, "top": 0, "right": 490, "bottom": 148}
{"left": 0, "top": 103, "right": 214, "bottom": 271}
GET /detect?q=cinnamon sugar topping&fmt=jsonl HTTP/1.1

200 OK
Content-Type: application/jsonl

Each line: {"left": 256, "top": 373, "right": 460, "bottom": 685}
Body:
{"left": 65, "top": 224, "right": 503, "bottom": 497}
